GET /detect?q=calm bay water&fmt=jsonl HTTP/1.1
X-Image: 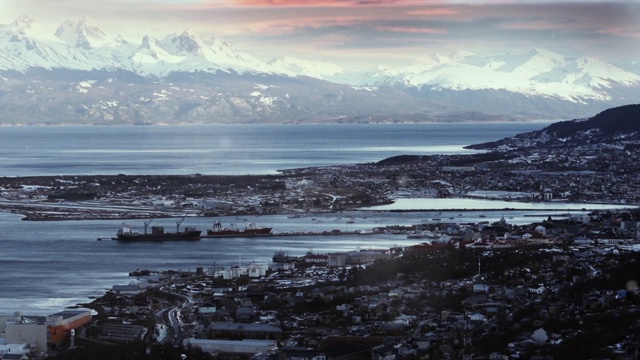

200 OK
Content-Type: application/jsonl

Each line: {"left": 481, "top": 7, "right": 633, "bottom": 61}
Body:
{"left": 0, "top": 122, "right": 550, "bottom": 176}
{"left": 1, "top": 122, "right": 558, "bottom": 315}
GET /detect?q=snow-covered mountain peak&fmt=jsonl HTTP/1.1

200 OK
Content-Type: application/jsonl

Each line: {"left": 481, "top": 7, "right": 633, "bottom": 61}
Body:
{"left": 171, "top": 29, "right": 204, "bottom": 55}
{"left": 139, "top": 35, "right": 155, "bottom": 50}
{"left": 527, "top": 47, "right": 564, "bottom": 59}
{"left": 571, "top": 56, "right": 640, "bottom": 87}
{"left": 268, "top": 55, "right": 344, "bottom": 79}
{"left": 355, "top": 48, "right": 640, "bottom": 104}
{"left": 414, "top": 53, "right": 453, "bottom": 65}
{"left": 11, "top": 14, "right": 36, "bottom": 28}
{"left": 413, "top": 50, "right": 475, "bottom": 66}
{"left": 131, "top": 28, "right": 276, "bottom": 75}
{"left": 129, "top": 34, "right": 181, "bottom": 74}
{"left": 504, "top": 47, "right": 566, "bottom": 78}
{"left": 135, "top": 34, "right": 171, "bottom": 57}
{"left": 201, "top": 36, "right": 236, "bottom": 55}
{"left": 3, "top": 15, "right": 63, "bottom": 44}
{"left": 449, "top": 50, "right": 475, "bottom": 61}
{"left": 55, "top": 18, "right": 119, "bottom": 50}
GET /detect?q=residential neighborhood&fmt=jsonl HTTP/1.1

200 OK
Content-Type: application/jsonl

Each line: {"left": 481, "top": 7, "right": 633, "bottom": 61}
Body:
{"left": 3, "top": 207, "right": 640, "bottom": 360}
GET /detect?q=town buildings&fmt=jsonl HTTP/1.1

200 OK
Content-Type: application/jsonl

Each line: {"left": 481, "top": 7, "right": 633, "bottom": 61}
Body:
{"left": 0, "top": 310, "right": 91, "bottom": 354}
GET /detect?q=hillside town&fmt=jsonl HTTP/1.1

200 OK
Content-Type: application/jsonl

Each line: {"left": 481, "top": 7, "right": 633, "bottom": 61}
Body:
{"left": 2, "top": 107, "right": 640, "bottom": 359}
{"left": 2, "top": 207, "right": 640, "bottom": 360}
{"left": 2, "top": 167, "right": 640, "bottom": 360}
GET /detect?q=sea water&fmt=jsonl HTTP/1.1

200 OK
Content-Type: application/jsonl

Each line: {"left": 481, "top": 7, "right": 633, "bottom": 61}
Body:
{"left": 0, "top": 122, "right": 558, "bottom": 314}
{"left": 0, "top": 122, "right": 550, "bottom": 176}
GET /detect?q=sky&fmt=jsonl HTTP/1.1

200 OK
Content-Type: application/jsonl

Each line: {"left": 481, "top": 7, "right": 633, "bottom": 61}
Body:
{"left": 1, "top": 0, "right": 639, "bottom": 69}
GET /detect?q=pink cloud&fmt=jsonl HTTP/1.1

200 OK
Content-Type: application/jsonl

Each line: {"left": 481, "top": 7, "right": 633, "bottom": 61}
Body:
{"left": 377, "top": 26, "right": 447, "bottom": 34}
{"left": 598, "top": 26, "right": 640, "bottom": 39}
{"left": 500, "top": 19, "right": 570, "bottom": 31}
{"left": 232, "top": 0, "right": 418, "bottom": 7}
{"left": 405, "top": 8, "right": 460, "bottom": 16}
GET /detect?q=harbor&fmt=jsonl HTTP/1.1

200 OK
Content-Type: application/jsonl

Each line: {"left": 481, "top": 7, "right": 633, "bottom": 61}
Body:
{"left": 97, "top": 229, "right": 380, "bottom": 241}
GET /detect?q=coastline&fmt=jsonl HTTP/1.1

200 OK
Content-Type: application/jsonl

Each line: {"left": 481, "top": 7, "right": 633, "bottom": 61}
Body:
{"left": 2, "top": 197, "right": 633, "bottom": 222}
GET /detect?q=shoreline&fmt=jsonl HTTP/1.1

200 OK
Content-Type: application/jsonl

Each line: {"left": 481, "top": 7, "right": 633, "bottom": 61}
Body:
{"left": 1, "top": 195, "right": 634, "bottom": 222}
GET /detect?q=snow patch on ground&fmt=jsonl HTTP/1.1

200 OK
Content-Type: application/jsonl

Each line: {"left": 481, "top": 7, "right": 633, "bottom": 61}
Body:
{"left": 76, "top": 80, "right": 96, "bottom": 93}
{"left": 254, "top": 83, "right": 271, "bottom": 90}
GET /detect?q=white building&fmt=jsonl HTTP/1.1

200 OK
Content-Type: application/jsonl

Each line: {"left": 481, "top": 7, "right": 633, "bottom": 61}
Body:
{"left": 473, "top": 284, "right": 491, "bottom": 293}
{"left": 5, "top": 322, "right": 47, "bottom": 352}
{"left": 328, "top": 253, "right": 347, "bottom": 267}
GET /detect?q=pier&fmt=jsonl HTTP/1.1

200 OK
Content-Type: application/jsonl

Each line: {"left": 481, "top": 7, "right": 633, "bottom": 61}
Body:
{"left": 98, "top": 229, "right": 382, "bottom": 241}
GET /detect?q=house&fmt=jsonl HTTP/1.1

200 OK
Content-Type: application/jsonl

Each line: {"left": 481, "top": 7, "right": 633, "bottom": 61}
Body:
{"left": 235, "top": 306, "right": 256, "bottom": 322}
{"left": 279, "top": 346, "right": 327, "bottom": 360}
{"left": 110, "top": 283, "right": 145, "bottom": 295}
{"left": 534, "top": 225, "right": 547, "bottom": 236}
{"left": 573, "top": 236, "right": 593, "bottom": 245}
{"left": 208, "top": 322, "right": 283, "bottom": 340}
{"left": 468, "top": 312, "right": 486, "bottom": 322}
{"left": 184, "top": 338, "right": 278, "bottom": 355}
{"left": 531, "top": 328, "right": 549, "bottom": 343}
{"left": 305, "top": 253, "right": 328, "bottom": 264}
{"left": 198, "top": 303, "right": 217, "bottom": 315}
{"left": 529, "top": 285, "right": 546, "bottom": 295}
{"left": 473, "top": 284, "right": 491, "bottom": 293}
{"left": 327, "top": 253, "right": 347, "bottom": 267}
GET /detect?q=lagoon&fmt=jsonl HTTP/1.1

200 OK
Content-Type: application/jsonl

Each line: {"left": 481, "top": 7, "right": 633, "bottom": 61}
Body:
{"left": 364, "top": 198, "right": 635, "bottom": 211}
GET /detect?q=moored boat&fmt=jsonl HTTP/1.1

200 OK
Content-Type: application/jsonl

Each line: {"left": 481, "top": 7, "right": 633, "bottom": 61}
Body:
{"left": 113, "top": 218, "right": 201, "bottom": 242}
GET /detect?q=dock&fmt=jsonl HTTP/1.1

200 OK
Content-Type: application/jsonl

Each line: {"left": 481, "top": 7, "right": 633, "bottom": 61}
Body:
{"left": 98, "top": 229, "right": 381, "bottom": 241}
{"left": 200, "top": 229, "right": 380, "bottom": 239}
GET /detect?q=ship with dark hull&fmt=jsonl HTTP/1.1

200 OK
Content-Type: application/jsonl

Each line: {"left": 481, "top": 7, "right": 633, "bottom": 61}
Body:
{"left": 207, "top": 221, "right": 272, "bottom": 237}
{"left": 113, "top": 218, "right": 201, "bottom": 242}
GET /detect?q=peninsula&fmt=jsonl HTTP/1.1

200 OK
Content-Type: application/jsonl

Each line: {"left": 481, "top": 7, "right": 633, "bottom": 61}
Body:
{"left": 1, "top": 106, "right": 639, "bottom": 221}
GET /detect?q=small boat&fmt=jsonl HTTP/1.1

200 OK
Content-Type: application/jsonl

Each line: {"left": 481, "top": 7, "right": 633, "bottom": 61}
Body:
{"left": 113, "top": 218, "right": 201, "bottom": 242}
{"left": 207, "top": 221, "right": 272, "bottom": 237}
{"left": 272, "top": 251, "right": 297, "bottom": 263}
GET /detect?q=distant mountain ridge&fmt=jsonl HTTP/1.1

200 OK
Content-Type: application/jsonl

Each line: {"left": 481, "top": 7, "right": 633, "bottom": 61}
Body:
{"left": 355, "top": 48, "right": 640, "bottom": 104}
{"left": 466, "top": 104, "right": 640, "bottom": 151}
{"left": 0, "top": 15, "right": 639, "bottom": 125}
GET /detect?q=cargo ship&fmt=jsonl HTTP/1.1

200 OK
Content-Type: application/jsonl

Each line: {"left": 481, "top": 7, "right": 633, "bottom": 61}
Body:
{"left": 207, "top": 221, "right": 272, "bottom": 237}
{"left": 113, "top": 218, "right": 201, "bottom": 242}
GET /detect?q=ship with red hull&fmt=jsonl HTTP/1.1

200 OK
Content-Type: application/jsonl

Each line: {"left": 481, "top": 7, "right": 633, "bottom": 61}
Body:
{"left": 207, "top": 221, "right": 272, "bottom": 237}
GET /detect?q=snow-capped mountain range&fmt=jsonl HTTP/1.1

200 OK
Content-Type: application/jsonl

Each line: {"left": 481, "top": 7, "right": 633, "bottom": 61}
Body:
{"left": 0, "top": 15, "right": 275, "bottom": 76}
{"left": 0, "top": 15, "right": 638, "bottom": 125}
{"left": 361, "top": 48, "right": 640, "bottom": 103}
